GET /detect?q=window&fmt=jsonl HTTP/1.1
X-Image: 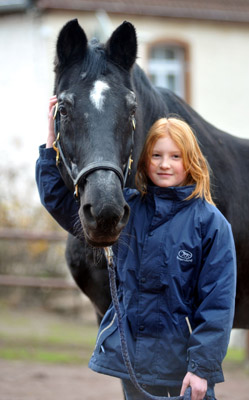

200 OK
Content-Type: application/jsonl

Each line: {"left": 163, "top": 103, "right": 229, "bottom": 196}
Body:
{"left": 148, "top": 43, "right": 187, "bottom": 100}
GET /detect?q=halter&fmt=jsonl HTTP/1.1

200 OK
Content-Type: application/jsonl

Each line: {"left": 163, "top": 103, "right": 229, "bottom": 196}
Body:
{"left": 52, "top": 102, "right": 135, "bottom": 200}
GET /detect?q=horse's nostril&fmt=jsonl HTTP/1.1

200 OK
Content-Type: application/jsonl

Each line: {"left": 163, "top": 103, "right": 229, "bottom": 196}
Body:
{"left": 82, "top": 202, "right": 129, "bottom": 232}
{"left": 83, "top": 204, "right": 97, "bottom": 228}
{"left": 120, "top": 204, "right": 130, "bottom": 227}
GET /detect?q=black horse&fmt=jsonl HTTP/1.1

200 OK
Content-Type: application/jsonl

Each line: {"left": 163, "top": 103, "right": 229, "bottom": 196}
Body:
{"left": 53, "top": 19, "right": 249, "bottom": 328}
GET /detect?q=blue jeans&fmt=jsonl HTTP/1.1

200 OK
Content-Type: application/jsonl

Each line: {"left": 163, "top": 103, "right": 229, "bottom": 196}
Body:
{"left": 122, "top": 380, "right": 216, "bottom": 400}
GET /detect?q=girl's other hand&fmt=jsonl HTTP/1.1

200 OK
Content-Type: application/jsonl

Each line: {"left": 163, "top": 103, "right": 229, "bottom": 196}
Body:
{"left": 46, "top": 95, "right": 58, "bottom": 148}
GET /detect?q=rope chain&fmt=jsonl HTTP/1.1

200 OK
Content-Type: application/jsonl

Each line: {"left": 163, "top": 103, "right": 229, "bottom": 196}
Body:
{"left": 105, "top": 247, "right": 191, "bottom": 400}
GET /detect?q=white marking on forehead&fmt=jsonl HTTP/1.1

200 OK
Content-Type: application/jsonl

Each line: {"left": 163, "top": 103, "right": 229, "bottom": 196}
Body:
{"left": 90, "top": 80, "right": 110, "bottom": 111}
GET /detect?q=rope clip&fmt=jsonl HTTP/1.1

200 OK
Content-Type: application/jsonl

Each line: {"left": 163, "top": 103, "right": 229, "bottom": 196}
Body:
{"left": 104, "top": 247, "right": 114, "bottom": 266}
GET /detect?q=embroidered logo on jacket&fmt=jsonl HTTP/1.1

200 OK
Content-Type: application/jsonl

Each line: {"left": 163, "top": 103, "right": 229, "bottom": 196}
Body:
{"left": 177, "top": 250, "right": 193, "bottom": 262}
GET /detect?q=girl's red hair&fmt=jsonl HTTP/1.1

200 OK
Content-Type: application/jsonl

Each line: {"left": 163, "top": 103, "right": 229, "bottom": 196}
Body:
{"left": 135, "top": 117, "right": 214, "bottom": 204}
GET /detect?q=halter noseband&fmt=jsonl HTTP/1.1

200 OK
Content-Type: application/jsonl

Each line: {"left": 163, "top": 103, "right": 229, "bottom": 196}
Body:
{"left": 52, "top": 103, "right": 135, "bottom": 200}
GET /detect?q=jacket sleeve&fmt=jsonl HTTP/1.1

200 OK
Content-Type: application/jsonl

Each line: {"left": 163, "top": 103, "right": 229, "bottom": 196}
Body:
{"left": 35, "top": 145, "right": 81, "bottom": 236}
{"left": 187, "top": 208, "right": 236, "bottom": 385}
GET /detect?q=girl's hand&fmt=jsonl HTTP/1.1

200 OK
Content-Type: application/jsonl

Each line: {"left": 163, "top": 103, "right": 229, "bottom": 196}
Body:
{"left": 46, "top": 95, "right": 58, "bottom": 148}
{"left": 180, "top": 372, "right": 207, "bottom": 400}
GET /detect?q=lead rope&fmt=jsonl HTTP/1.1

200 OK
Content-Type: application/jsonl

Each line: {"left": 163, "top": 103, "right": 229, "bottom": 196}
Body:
{"left": 104, "top": 247, "right": 191, "bottom": 400}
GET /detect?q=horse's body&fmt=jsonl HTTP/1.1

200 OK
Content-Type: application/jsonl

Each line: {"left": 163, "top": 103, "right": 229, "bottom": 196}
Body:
{"left": 54, "top": 19, "right": 249, "bottom": 328}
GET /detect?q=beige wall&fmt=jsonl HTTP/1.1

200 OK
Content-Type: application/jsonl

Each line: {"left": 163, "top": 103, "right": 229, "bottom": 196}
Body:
{"left": 0, "top": 13, "right": 49, "bottom": 204}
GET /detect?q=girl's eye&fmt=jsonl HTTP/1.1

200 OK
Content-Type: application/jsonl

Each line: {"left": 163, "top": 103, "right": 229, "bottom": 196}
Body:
{"left": 172, "top": 154, "right": 181, "bottom": 159}
{"left": 152, "top": 153, "right": 160, "bottom": 158}
{"left": 59, "top": 105, "right": 67, "bottom": 116}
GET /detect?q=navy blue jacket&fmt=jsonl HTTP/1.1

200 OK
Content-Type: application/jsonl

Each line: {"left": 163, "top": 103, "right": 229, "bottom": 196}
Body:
{"left": 36, "top": 145, "right": 236, "bottom": 387}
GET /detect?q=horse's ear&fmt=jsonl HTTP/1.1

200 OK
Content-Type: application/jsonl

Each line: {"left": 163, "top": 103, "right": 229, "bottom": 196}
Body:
{"left": 106, "top": 21, "right": 137, "bottom": 70}
{"left": 56, "top": 19, "right": 87, "bottom": 70}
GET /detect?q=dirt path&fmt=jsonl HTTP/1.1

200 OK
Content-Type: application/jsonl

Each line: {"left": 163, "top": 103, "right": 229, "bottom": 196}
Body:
{"left": 0, "top": 360, "right": 249, "bottom": 400}
{"left": 0, "top": 360, "right": 122, "bottom": 400}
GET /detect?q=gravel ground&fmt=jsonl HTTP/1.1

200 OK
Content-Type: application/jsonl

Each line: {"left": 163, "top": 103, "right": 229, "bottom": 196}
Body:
{"left": 0, "top": 359, "right": 249, "bottom": 400}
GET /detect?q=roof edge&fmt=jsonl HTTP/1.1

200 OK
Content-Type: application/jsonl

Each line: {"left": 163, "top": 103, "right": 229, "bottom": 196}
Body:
{"left": 36, "top": 1, "right": 249, "bottom": 24}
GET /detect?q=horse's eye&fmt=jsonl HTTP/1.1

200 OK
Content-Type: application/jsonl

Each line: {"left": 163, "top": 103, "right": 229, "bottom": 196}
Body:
{"left": 130, "top": 104, "right": 137, "bottom": 116}
{"left": 59, "top": 105, "right": 67, "bottom": 116}
{"left": 126, "top": 91, "right": 137, "bottom": 115}
{"left": 131, "top": 107, "right": 137, "bottom": 117}
{"left": 130, "top": 100, "right": 137, "bottom": 116}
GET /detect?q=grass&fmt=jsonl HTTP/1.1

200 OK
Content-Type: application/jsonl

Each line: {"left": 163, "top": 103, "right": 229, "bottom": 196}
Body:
{"left": 0, "top": 306, "right": 98, "bottom": 365}
{"left": 0, "top": 306, "right": 247, "bottom": 367}
{"left": 225, "top": 347, "right": 246, "bottom": 363}
{"left": 0, "top": 347, "right": 87, "bottom": 364}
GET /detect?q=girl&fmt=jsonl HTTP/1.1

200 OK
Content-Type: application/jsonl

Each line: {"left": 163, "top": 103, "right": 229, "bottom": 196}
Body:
{"left": 36, "top": 98, "right": 236, "bottom": 400}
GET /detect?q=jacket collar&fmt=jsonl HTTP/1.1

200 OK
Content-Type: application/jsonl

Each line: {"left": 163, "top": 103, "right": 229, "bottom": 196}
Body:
{"left": 147, "top": 184, "right": 196, "bottom": 202}
{"left": 146, "top": 185, "right": 197, "bottom": 229}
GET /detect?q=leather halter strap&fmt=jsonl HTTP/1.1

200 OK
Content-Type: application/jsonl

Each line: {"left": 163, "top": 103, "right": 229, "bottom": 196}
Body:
{"left": 52, "top": 103, "right": 135, "bottom": 199}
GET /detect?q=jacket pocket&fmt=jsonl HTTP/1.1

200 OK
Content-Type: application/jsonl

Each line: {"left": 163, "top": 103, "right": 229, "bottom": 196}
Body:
{"left": 95, "top": 313, "right": 118, "bottom": 353}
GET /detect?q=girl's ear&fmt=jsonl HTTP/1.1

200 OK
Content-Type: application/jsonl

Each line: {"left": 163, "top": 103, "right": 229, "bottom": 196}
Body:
{"left": 105, "top": 21, "right": 137, "bottom": 70}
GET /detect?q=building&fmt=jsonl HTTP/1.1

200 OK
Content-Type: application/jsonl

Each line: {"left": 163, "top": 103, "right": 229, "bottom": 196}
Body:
{"left": 37, "top": 0, "right": 249, "bottom": 138}
{"left": 0, "top": 0, "right": 249, "bottom": 204}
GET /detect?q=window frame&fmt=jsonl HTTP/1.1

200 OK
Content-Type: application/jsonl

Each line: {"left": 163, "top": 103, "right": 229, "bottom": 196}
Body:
{"left": 145, "top": 39, "right": 191, "bottom": 104}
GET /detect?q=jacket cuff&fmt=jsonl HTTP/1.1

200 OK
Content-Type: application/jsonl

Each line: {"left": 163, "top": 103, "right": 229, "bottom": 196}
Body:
{"left": 38, "top": 144, "right": 56, "bottom": 161}
{"left": 187, "top": 358, "right": 224, "bottom": 384}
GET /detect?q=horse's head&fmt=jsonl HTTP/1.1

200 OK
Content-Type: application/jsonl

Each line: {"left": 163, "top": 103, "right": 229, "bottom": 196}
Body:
{"left": 53, "top": 19, "right": 138, "bottom": 247}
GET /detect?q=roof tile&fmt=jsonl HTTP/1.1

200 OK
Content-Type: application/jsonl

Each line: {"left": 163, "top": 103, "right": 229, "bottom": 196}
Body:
{"left": 37, "top": 0, "right": 249, "bottom": 23}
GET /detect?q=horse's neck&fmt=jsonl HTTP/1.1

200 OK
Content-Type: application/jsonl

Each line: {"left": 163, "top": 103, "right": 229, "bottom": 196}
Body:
{"left": 127, "top": 65, "right": 168, "bottom": 188}
{"left": 132, "top": 64, "right": 167, "bottom": 134}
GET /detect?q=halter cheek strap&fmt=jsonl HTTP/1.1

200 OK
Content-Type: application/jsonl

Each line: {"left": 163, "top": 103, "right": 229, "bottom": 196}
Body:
{"left": 52, "top": 103, "right": 135, "bottom": 200}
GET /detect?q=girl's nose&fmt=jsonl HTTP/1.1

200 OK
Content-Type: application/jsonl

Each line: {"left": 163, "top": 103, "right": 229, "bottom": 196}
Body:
{"left": 160, "top": 157, "right": 170, "bottom": 169}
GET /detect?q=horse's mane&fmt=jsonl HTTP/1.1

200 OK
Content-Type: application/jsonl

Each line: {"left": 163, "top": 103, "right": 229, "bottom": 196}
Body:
{"left": 82, "top": 40, "right": 108, "bottom": 79}
{"left": 132, "top": 64, "right": 157, "bottom": 94}
{"left": 54, "top": 39, "right": 108, "bottom": 86}
{"left": 132, "top": 64, "right": 168, "bottom": 125}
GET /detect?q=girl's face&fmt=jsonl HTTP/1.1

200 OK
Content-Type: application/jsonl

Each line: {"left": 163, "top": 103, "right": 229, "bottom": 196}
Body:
{"left": 147, "top": 135, "right": 187, "bottom": 188}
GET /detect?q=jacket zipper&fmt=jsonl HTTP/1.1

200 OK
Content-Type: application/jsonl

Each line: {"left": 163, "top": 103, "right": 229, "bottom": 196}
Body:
{"left": 95, "top": 313, "right": 117, "bottom": 349}
{"left": 185, "top": 316, "right": 192, "bottom": 334}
